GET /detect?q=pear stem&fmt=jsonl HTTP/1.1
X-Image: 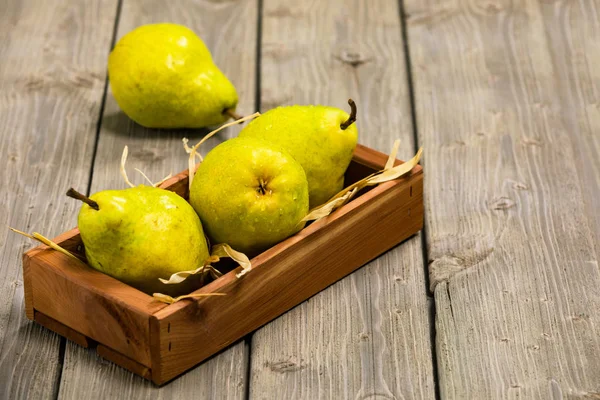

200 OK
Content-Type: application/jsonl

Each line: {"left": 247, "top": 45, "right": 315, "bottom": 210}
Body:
{"left": 223, "top": 108, "right": 243, "bottom": 121}
{"left": 340, "top": 98, "right": 357, "bottom": 130}
{"left": 66, "top": 188, "right": 99, "bottom": 210}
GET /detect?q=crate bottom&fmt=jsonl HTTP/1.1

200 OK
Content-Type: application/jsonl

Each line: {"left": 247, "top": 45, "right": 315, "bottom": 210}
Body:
{"left": 33, "top": 310, "right": 153, "bottom": 382}
{"left": 34, "top": 311, "right": 91, "bottom": 348}
{"left": 97, "top": 345, "right": 152, "bottom": 381}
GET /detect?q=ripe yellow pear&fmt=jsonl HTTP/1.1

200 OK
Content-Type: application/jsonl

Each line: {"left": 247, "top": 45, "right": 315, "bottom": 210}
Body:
{"left": 189, "top": 137, "right": 309, "bottom": 257}
{"left": 239, "top": 100, "right": 358, "bottom": 207}
{"left": 108, "top": 23, "right": 238, "bottom": 128}
{"left": 68, "top": 186, "right": 209, "bottom": 296}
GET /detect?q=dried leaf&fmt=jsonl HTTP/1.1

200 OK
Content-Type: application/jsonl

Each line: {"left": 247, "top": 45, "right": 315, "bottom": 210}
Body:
{"left": 158, "top": 243, "right": 251, "bottom": 284}
{"left": 159, "top": 264, "right": 209, "bottom": 284}
{"left": 183, "top": 138, "right": 202, "bottom": 192}
{"left": 158, "top": 263, "right": 223, "bottom": 285}
{"left": 153, "top": 292, "right": 226, "bottom": 304}
{"left": 135, "top": 167, "right": 172, "bottom": 187}
{"left": 134, "top": 168, "right": 154, "bottom": 186}
{"left": 182, "top": 138, "right": 203, "bottom": 162}
{"left": 302, "top": 187, "right": 358, "bottom": 222}
{"left": 186, "top": 112, "right": 261, "bottom": 190}
{"left": 123, "top": 146, "right": 174, "bottom": 188}
{"left": 10, "top": 228, "right": 80, "bottom": 261}
{"left": 186, "top": 143, "right": 197, "bottom": 192}
{"left": 365, "top": 148, "right": 422, "bottom": 185}
{"left": 299, "top": 143, "right": 423, "bottom": 224}
{"left": 385, "top": 139, "right": 401, "bottom": 170}
{"left": 153, "top": 173, "right": 172, "bottom": 187}
{"left": 120, "top": 145, "right": 135, "bottom": 188}
{"left": 212, "top": 243, "right": 252, "bottom": 278}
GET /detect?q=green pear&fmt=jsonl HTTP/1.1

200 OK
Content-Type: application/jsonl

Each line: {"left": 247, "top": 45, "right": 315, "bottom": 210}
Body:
{"left": 239, "top": 100, "right": 358, "bottom": 208}
{"left": 68, "top": 186, "right": 210, "bottom": 296}
{"left": 108, "top": 23, "right": 239, "bottom": 128}
{"left": 189, "top": 137, "right": 309, "bottom": 257}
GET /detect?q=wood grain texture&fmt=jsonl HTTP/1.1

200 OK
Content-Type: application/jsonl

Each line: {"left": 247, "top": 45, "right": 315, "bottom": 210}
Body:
{"left": 150, "top": 149, "right": 423, "bottom": 384}
{"left": 0, "top": 0, "right": 119, "bottom": 398}
{"left": 58, "top": 0, "right": 258, "bottom": 397}
{"left": 250, "top": 1, "right": 436, "bottom": 398}
{"left": 59, "top": 341, "right": 248, "bottom": 399}
{"left": 28, "top": 248, "right": 165, "bottom": 366}
{"left": 97, "top": 345, "right": 152, "bottom": 380}
{"left": 404, "top": 0, "right": 600, "bottom": 398}
{"left": 538, "top": 0, "right": 600, "bottom": 263}
{"left": 34, "top": 312, "right": 91, "bottom": 349}
{"left": 23, "top": 253, "right": 35, "bottom": 321}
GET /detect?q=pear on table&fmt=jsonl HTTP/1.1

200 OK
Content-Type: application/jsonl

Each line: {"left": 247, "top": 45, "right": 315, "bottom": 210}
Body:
{"left": 239, "top": 99, "right": 359, "bottom": 208}
{"left": 67, "top": 186, "right": 210, "bottom": 296}
{"left": 108, "top": 23, "right": 240, "bottom": 128}
{"left": 189, "top": 137, "right": 309, "bottom": 258}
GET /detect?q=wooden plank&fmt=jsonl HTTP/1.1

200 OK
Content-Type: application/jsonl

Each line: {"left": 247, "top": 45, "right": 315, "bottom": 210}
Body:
{"left": 28, "top": 248, "right": 165, "bottom": 367}
{"left": 0, "top": 0, "right": 119, "bottom": 398}
{"left": 538, "top": 0, "right": 600, "bottom": 264}
{"left": 404, "top": 0, "right": 600, "bottom": 398}
{"left": 59, "top": 340, "right": 249, "bottom": 399}
{"left": 97, "top": 345, "right": 152, "bottom": 381}
{"left": 57, "top": 0, "right": 258, "bottom": 397}
{"left": 249, "top": 1, "right": 435, "bottom": 398}
{"left": 34, "top": 312, "right": 91, "bottom": 349}
{"left": 150, "top": 149, "right": 423, "bottom": 384}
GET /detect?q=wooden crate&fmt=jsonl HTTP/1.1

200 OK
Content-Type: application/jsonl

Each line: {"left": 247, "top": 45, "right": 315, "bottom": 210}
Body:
{"left": 22, "top": 144, "right": 423, "bottom": 385}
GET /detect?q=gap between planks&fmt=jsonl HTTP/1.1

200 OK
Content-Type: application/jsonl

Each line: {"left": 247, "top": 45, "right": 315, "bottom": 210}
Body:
{"left": 397, "top": 1, "right": 441, "bottom": 399}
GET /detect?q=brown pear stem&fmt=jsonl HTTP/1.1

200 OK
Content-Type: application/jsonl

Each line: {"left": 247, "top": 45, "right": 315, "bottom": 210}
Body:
{"left": 223, "top": 108, "right": 243, "bottom": 121}
{"left": 66, "top": 188, "right": 99, "bottom": 210}
{"left": 340, "top": 98, "right": 357, "bottom": 130}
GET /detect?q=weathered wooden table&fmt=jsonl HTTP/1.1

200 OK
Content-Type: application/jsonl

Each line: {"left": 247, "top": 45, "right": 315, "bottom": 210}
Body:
{"left": 1, "top": 0, "right": 598, "bottom": 398}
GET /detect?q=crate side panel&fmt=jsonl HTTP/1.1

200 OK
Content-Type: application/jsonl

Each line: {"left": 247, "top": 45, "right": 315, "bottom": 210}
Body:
{"left": 52, "top": 228, "right": 83, "bottom": 254}
{"left": 29, "top": 253, "right": 156, "bottom": 367}
{"left": 23, "top": 253, "right": 34, "bottom": 320}
{"left": 158, "top": 169, "right": 189, "bottom": 199}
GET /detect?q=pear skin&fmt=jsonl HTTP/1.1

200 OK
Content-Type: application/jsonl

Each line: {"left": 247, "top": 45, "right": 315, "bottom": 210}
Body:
{"left": 239, "top": 102, "right": 358, "bottom": 208}
{"left": 108, "top": 23, "right": 238, "bottom": 128}
{"left": 189, "top": 137, "right": 309, "bottom": 257}
{"left": 76, "top": 185, "right": 210, "bottom": 296}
